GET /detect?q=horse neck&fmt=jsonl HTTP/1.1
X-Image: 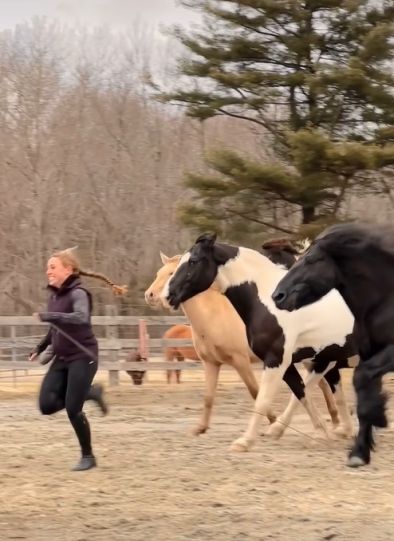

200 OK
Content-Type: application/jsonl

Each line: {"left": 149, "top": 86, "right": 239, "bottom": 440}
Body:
{"left": 180, "top": 289, "right": 222, "bottom": 331}
{"left": 217, "top": 246, "right": 287, "bottom": 298}
{"left": 334, "top": 254, "right": 390, "bottom": 321}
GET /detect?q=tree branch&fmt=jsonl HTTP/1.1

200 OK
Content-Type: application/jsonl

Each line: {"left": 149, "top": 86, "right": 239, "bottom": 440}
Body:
{"left": 225, "top": 207, "right": 296, "bottom": 234}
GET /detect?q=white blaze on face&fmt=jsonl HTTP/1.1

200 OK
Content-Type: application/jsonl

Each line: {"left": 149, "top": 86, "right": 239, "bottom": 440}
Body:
{"left": 160, "top": 251, "right": 191, "bottom": 307}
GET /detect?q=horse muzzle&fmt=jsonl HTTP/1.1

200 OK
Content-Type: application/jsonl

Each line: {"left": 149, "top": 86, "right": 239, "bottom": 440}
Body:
{"left": 144, "top": 291, "right": 160, "bottom": 308}
{"left": 167, "top": 292, "right": 181, "bottom": 310}
{"left": 272, "top": 286, "right": 302, "bottom": 311}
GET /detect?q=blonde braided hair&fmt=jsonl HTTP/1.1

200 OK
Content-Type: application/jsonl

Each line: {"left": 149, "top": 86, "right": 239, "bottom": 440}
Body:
{"left": 51, "top": 247, "right": 128, "bottom": 296}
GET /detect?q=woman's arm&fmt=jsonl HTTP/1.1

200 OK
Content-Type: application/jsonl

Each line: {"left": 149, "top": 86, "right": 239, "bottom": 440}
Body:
{"left": 38, "top": 289, "right": 90, "bottom": 325}
{"left": 32, "top": 328, "right": 52, "bottom": 355}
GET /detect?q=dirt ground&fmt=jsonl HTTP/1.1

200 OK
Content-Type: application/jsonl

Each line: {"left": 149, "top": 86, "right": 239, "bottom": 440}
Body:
{"left": 1, "top": 368, "right": 394, "bottom": 541}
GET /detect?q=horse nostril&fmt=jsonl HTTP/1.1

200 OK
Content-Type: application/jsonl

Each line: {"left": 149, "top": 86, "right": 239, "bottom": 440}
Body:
{"left": 145, "top": 291, "right": 154, "bottom": 303}
{"left": 273, "top": 291, "right": 286, "bottom": 304}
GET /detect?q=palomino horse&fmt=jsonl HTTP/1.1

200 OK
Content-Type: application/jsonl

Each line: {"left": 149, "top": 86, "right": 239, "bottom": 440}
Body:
{"left": 145, "top": 250, "right": 343, "bottom": 439}
{"left": 145, "top": 252, "right": 274, "bottom": 435}
{"left": 163, "top": 233, "right": 356, "bottom": 452}
{"left": 163, "top": 324, "right": 200, "bottom": 383}
{"left": 272, "top": 222, "right": 394, "bottom": 468}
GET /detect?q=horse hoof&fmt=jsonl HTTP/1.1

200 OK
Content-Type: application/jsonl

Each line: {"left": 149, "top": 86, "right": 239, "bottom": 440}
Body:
{"left": 347, "top": 455, "right": 367, "bottom": 468}
{"left": 190, "top": 425, "right": 208, "bottom": 436}
{"left": 266, "top": 421, "right": 285, "bottom": 440}
{"left": 229, "top": 437, "right": 250, "bottom": 452}
{"left": 332, "top": 425, "right": 354, "bottom": 439}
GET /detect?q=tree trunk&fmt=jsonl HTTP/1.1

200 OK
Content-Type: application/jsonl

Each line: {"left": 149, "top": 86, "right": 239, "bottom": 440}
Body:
{"left": 302, "top": 206, "right": 316, "bottom": 224}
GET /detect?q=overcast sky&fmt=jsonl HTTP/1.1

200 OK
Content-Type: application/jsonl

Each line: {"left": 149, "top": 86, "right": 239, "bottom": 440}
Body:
{"left": 0, "top": 0, "right": 200, "bottom": 31}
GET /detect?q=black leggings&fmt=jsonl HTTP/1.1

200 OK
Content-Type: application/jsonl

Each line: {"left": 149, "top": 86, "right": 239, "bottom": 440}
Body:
{"left": 39, "top": 357, "right": 97, "bottom": 456}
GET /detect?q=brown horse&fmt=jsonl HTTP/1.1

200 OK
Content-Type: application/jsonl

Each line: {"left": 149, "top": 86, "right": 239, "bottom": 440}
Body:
{"left": 145, "top": 251, "right": 344, "bottom": 440}
{"left": 163, "top": 324, "right": 200, "bottom": 383}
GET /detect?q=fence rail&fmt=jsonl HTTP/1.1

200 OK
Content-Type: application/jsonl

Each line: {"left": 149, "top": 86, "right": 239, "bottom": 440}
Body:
{"left": 0, "top": 310, "right": 209, "bottom": 386}
{"left": 0, "top": 315, "right": 189, "bottom": 326}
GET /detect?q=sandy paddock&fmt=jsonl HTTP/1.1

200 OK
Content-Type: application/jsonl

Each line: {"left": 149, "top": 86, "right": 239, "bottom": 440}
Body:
{"left": 0, "top": 368, "right": 394, "bottom": 541}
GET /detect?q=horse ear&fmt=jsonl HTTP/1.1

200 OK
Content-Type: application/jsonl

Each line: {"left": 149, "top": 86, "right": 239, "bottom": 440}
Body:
{"left": 195, "top": 232, "right": 217, "bottom": 248}
{"left": 295, "top": 238, "right": 311, "bottom": 255}
{"left": 160, "top": 251, "right": 170, "bottom": 265}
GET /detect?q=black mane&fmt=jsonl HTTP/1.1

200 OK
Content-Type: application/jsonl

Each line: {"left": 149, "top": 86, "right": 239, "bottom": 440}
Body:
{"left": 318, "top": 223, "right": 394, "bottom": 259}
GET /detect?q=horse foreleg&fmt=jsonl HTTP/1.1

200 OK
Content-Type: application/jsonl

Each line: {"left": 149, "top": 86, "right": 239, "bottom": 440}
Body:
{"left": 165, "top": 349, "right": 175, "bottom": 384}
{"left": 191, "top": 360, "right": 220, "bottom": 436}
{"left": 175, "top": 355, "right": 184, "bottom": 383}
{"left": 348, "top": 364, "right": 382, "bottom": 467}
{"left": 230, "top": 357, "right": 290, "bottom": 453}
{"left": 234, "top": 359, "right": 276, "bottom": 424}
{"left": 348, "top": 347, "right": 394, "bottom": 468}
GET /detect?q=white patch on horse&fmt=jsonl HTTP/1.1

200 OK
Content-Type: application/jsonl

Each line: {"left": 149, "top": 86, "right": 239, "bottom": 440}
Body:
{"left": 217, "top": 246, "right": 354, "bottom": 353}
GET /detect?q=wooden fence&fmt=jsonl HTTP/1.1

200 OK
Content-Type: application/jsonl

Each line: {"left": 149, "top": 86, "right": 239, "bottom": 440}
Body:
{"left": 0, "top": 306, "right": 219, "bottom": 386}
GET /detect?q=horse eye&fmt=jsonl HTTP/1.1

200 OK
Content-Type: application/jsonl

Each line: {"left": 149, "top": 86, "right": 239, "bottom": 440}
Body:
{"left": 189, "top": 260, "right": 196, "bottom": 266}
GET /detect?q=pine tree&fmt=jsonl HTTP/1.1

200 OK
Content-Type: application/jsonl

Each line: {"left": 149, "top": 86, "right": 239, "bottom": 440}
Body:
{"left": 162, "top": 0, "right": 394, "bottom": 241}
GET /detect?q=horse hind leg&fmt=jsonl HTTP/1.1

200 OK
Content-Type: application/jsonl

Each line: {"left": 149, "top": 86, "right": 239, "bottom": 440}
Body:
{"left": 165, "top": 349, "right": 175, "bottom": 384}
{"left": 305, "top": 359, "right": 340, "bottom": 428}
{"left": 266, "top": 363, "right": 333, "bottom": 442}
{"left": 318, "top": 376, "right": 340, "bottom": 428}
{"left": 323, "top": 366, "right": 354, "bottom": 439}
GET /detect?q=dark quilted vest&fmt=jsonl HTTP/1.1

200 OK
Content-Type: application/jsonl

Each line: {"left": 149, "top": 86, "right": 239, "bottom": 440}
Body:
{"left": 47, "top": 275, "right": 98, "bottom": 362}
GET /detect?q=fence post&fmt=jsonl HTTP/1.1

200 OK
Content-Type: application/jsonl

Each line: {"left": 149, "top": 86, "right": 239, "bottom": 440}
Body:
{"left": 11, "top": 325, "right": 16, "bottom": 387}
{"left": 138, "top": 319, "right": 149, "bottom": 382}
{"left": 105, "top": 305, "right": 119, "bottom": 387}
{"left": 138, "top": 319, "right": 149, "bottom": 359}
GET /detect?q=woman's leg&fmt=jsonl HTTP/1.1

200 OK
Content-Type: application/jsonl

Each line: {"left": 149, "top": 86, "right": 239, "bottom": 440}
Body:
{"left": 86, "top": 383, "right": 108, "bottom": 415}
{"left": 38, "top": 359, "right": 67, "bottom": 415}
{"left": 65, "top": 359, "right": 98, "bottom": 471}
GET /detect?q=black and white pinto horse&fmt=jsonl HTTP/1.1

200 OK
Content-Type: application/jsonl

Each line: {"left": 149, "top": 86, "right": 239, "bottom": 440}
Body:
{"left": 162, "top": 233, "right": 357, "bottom": 452}
{"left": 272, "top": 222, "right": 394, "bottom": 467}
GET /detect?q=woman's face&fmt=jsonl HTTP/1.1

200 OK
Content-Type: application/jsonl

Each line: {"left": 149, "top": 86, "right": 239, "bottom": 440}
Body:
{"left": 46, "top": 257, "right": 73, "bottom": 288}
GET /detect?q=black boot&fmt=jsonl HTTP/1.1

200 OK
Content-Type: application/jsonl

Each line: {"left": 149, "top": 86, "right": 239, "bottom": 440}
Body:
{"left": 69, "top": 412, "right": 97, "bottom": 471}
{"left": 72, "top": 455, "right": 97, "bottom": 471}
{"left": 87, "top": 383, "right": 108, "bottom": 415}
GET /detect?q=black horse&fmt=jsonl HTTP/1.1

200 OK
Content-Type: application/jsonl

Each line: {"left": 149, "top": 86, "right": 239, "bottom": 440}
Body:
{"left": 272, "top": 222, "right": 394, "bottom": 467}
